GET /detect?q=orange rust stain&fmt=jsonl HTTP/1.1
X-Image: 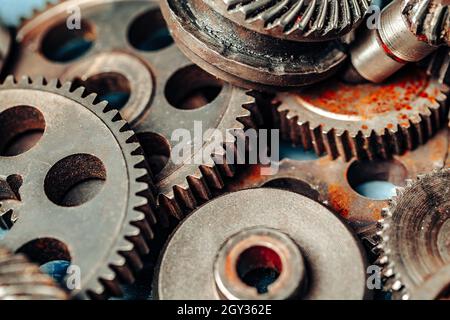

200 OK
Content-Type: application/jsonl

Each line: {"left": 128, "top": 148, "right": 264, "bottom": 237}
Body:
{"left": 328, "top": 184, "right": 353, "bottom": 218}
{"left": 296, "top": 67, "right": 429, "bottom": 120}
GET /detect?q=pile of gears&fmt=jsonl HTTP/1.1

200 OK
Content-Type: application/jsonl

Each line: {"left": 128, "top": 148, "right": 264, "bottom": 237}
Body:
{"left": 0, "top": 0, "right": 449, "bottom": 300}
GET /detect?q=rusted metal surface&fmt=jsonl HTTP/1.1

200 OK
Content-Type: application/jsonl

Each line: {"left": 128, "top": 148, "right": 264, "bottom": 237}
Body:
{"left": 155, "top": 189, "right": 369, "bottom": 300}
{"left": 160, "top": 0, "right": 347, "bottom": 91}
{"left": 274, "top": 66, "right": 449, "bottom": 161}
{"left": 0, "top": 77, "right": 154, "bottom": 299}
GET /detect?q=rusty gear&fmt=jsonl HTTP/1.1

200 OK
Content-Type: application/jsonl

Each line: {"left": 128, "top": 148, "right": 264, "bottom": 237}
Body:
{"left": 204, "top": 0, "right": 373, "bottom": 42}
{"left": 0, "top": 246, "right": 68, "bottom": 300}
{"left": 0, "top": 76, "right": 155, "bottom": 299}
{"left": 377, "top": 168, "right": 450, "bottom": 300}
{"left": 275, "top": 67, "right": 449, "bottom": 161}
{"left": 160, "top": 0, "right": 347, "bottom": 90}
{"left": 155, "top": 188, "right": 369, "bottom": 300}
{"left": 12, "top": 0, "right": 261, "bottom": 224}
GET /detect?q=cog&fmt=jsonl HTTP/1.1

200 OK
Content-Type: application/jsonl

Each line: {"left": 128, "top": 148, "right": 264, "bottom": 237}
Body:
{"left": 275, "top": 66, "right": 449, "bottom": 161}
{"left": 0, "top": 76, "right": 155, "bottom": 299}
{"left": 0, "top": 246, "right": 68, "bottom": 300}
{"left": 204, "top": 0, "right": 372, "bottom": 42}
{"left": 377, "top": 168, "right": 450, "bottom": 300}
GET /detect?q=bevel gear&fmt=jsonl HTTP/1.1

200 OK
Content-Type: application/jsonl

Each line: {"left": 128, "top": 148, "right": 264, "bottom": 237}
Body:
{"left": 377, "top": 168, "right": 450, "bottom": 300}
{"left": 274, "top": 66, "right": 449, "bottom": 161}
{"left": 12, "top": 0, "right": 261, "bottom": 225}
{"left": 160, "top": 0, "right": 348, "bottom": 90}
{"left": 204, "top": 0, "right": 373, "bottom": 42}
{"left": 0, "top": 246, "right": 68, "bottom": 300}
{"left": 155, "top": 189, "right": 370, "bottom": 300}
{"left": 0, "top": 76, "right": 155, "bottom": 299}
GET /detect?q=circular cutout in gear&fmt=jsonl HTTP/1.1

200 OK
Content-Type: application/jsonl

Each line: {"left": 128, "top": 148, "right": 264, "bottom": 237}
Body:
{"left": 378, "top": 168, "right": 450, "bottom": 300}
{"left": 0, "top": 77, "right": 155, "bottom": 299}
{"left": 155, "top": 188, "right": 369, "bottom": 300}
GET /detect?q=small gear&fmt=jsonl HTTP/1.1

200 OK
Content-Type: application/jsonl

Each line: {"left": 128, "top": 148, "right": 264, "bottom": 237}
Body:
{"left": 204, "top": 0, "right": 372, "bottom": 42}
{"left": 160, "top": 0, "right": 347, "bottom": 90}
{"left": 377, "top": 168, "right": 450, "bottom": 300}
{"left": 0, "top": 76, "right": 155, "bottom": 299}
{"left": 0, "top": 23, "right": 10, "bottom": 73}
{"left": 0, "top": 246, "right": 68, "bottom": 300}
{"left": 275, "top": 66, "right": 449, "bottom": 161}
{"left": 12, "top": 0, "right": 261, "bottom": 224}
{"left": 155, "top": 189, "right": 369, "bottom": 300}
{"left": 403, "top": 0, "right": 450, "bottom": 46}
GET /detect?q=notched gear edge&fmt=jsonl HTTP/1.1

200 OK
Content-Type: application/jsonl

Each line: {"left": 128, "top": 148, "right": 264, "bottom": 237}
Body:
{"left": 0, "top": 75, "right": 157, "bottom": 299}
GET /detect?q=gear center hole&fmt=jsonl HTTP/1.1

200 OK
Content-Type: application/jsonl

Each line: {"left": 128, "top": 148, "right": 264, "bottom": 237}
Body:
{"left": 236, "top": 246, "right": 282, "bottom": 294}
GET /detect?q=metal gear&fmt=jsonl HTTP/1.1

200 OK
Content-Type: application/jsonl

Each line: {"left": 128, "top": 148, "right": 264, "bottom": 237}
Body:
{"left": 409, "top": 264, "right": 450, "bottom": 300}
{"left": 0, "top": 76, "right": 155, "bottom": 299}
{"left": 274, "top": 66, "right": 449, "bottom": 161}
{"left": 0, "top": 23, "right": 10, "bottom": 73}
{"left": 0, "top": 246, "right": 68, "bottom": 300}
{"left": 160, "top": 0, "right": 348, "bottom": 90}
{"left": 203, "top": 0, "right": 373, "bottom": 42}
{"left": 12, "top": 0, "right": 261, "bottom": 224}
{"left": 155, "top": 188, "right": 370, "bottom": 300}
{"left": 224, "top": 128, "right": 449, "bottom": 251}
{"left": 377, "top": 168, "right": 450, "bottom": 300}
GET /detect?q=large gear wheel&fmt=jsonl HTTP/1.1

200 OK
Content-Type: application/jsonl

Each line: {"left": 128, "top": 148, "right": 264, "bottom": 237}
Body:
{"left": 160, "top": 0, "right": 347, "bottom": 90}
{"left": 224, "top": 127, "right": 449, "bottom": 251}
{"left": 203, "top": 0, "right": 372, "bottom": 42}
{"left": 155, "top": 188, "right": 369, "bottom": 300}
{"left": 0, "top": 246, "right": 68, "bottom": 300}
{"left": 0, "top": 76, "right": 155, "bottom": 299}
{"left": 12, "top": 0, "right": 260, "bottom": 224}
{"left": 377, "top": 168, "right": 450, "bottom": 300}
{"left": 275, "top": 66, "right": 449, "bottom": 161}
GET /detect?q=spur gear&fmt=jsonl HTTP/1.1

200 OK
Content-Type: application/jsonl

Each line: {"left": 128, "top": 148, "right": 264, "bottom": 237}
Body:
{"left": 378, "top": 168, "right": 450, "bottom": 300}
{"left": 274, "top": 66, "right": 449, "bottom": 161}
{"left": 155, "top": 189, "right": 369, "bottom": 300}
{"left": 0, "top": 76, "right": 155, "bottom": 299}
{"left": 12, "top": 0, "right": 261, "bottom": 224}
{"left": 204, "top": 0, "right": 372, "bottom": 42}
{"left": 160, "top": 0, "right": 347, "bottom": 90}
{"left": 0, "top": 246, "right": 68, "bottom": 300}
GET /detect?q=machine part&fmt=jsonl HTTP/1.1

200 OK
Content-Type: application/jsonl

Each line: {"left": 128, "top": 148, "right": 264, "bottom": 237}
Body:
{"left": 378, "top": 168, "right": 450, "bottom": 300}
{"left": 224, "top": 128, "right": 449, "bottom": 250}
{"left": 203, "top": 0, "right": 372, "bottom": 42}
{"left": 346, "top": 0, "right": 450, "bottom": 83}
{"left": 0, "top": 76, "right": 155, "bottom": 299}
{"left": 409, "top": 264, "right": 450, "bottom": 300}
{"left": 155, "top": 189, "right": 369, "bottom": 300}
{"left": 13, "top": 0, "right": 260, "bottom": 224}
{"left": 160, "top": 0, "right": 348, "bottom": 91}
{"left": 0, "top": 246, "right": 68, "bottom": 300}
{"left": 274, "top": 66, "right": 448, "bottom": 161}
{"left": 0, "top": 24, "right": 10, "bottom": 73}
{"left": 427, "top": 47, "right": 450, "bottom": 85}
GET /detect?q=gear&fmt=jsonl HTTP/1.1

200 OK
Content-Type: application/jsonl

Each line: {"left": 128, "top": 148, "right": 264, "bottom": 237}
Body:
{"left": 0, "top": 246, "right": 68, "bottom": 300}
{"left": 203, "top": 0, "right": 372, "bottom": 42}
{"left": 377, "top": 168, "right": 450, "bottom": 300}
{"left": 224, "top": 128, "right": 449, "bottom": 252}
{"left": 0, "top": 24, "right": 10, "bottom": 73}
{"left": 409, "top": 264, "right": 450, "bottom": 300}
{"left": 160, "top": 0, "right": 347, "bottom": 90}
{"left": 427, "top": 47, "right": 450, "bottom": 85}
{"left": 12, "top": 0, "right": 261, "bottom": 224}
{"left": 0, "top": 76, "right": 155, "bottom": 299}
{"left": 274, "top": 66, "right": 449, "bottom": 161}
{"left": 155, "top": 189, "right": 369, "bottom": 299}
{"left": 403, "top": 0, "right": 450, "bottom": 46}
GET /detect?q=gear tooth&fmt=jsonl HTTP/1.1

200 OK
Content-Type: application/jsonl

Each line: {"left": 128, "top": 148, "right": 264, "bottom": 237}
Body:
{"left": 2, "top": 75, "right": 16, "bottom": 86}
{"left": 18, "top": 76, "right": 31, "bottom": 86}
{"left": 84, "top": 92, "right": 98, "bottom": 105}
{"left": 72, "top": 86, "right": 86, "bottom": 98}
{"left": 60, "top": 81, "right": 73, "bottom": 92}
